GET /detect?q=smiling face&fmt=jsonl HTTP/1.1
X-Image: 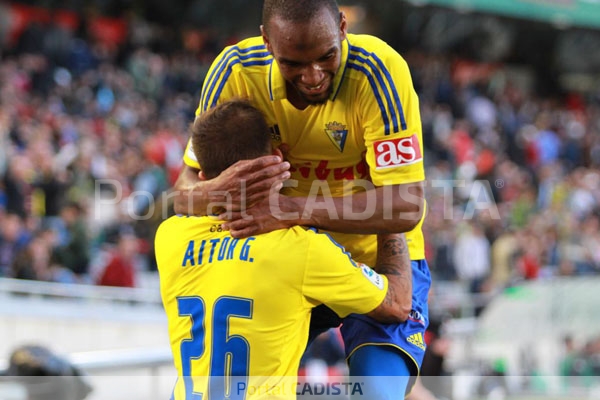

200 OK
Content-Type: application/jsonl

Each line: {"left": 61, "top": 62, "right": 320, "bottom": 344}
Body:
{"left": 261, "top": 7, "right": 347, "bottom": 108}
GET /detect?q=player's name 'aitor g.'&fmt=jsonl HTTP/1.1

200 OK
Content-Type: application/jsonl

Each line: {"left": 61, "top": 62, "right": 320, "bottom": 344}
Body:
{"left": 181, "top": 236, "right": 256, "bottom": 267}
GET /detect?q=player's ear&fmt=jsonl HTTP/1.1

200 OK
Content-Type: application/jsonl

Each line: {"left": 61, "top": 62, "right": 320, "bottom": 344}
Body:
{"left": 260, "top": 25, "right": 273, "bottom": 53}
{"left": 198, "top": 170, "right": 208, "bottom": 181}
{"left": 272, "top": 147, "right": 284, "bottom": 159}
{"left": 339, "top": 12, "right": 347, "bottom": 41}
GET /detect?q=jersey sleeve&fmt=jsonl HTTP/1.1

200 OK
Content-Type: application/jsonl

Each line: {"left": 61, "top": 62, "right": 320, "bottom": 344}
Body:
{"left": 184, "top": 40, "right": 264, "bottom": 169}
{"left": 183, "top": 138, "right": 200, "bottom": 169}
{"left": 302, "top": 232, "right": 388, "bottom": 318}
{"left": 357, "top": 47, "right": 425, "bottom": 187}
{"left": 183, "top": 45, "right": 243, "bottom": 169}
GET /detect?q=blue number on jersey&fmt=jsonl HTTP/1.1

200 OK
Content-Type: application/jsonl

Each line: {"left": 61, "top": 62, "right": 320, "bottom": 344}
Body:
{"left": 177, "top": 296, "right": 253, "bottom": 399}
{"left": 177, "top": 297, "right": 206, "bottom": 399}
{"left": 210, "top": 297, "right": 253, "bottom": 399}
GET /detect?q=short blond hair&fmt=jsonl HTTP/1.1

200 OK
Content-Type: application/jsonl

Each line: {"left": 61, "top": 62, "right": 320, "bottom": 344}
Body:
{"left": 191, "top": 98, "right": 271, "bottom": 179}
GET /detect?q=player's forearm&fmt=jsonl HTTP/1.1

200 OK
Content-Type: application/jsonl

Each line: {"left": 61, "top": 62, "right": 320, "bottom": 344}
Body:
{"left": 172, "top": 166, "right": 211, "bottom": 216}
{"left": 367, "top": 233, "right": 413, "bottom": 323}
{"left": 288, "top": 182, "right": 425, "bottom": 234}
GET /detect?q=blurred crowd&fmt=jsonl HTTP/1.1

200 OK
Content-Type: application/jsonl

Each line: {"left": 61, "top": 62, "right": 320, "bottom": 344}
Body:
{"left": 0, "top": 7, "right": 208, "bottom": 285}
{"left": 411, "top": 52, "right": 600, "bottom": 301}
{"left": 0, "top": 5, "right": 599, "bottom": 298}
{"left": 560, "top": 334, "right": 600, "bottom": 389}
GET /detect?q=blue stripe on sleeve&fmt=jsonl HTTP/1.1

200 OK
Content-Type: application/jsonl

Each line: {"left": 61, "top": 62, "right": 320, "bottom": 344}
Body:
{"left": 349, "top": 52, "right": 398, "bottom": 133}
{"left": 200, "top": 45, "right": 269, "bottom": 112}
{"left": 208, "top": 59, "right": 272, "bottom": 109}
{"left": 371, "top": 53, "right": 407, "bottom": 131}
{"left": 268, "top": 61, "right": 274, "bottom": 101}
{"left": 347, "top": 62, "right": 391, "bottom": 135}
{"left": 200, "top": 46, "right": 243, "bottom": 110}
{"left": 349, "top": 45, "right": 407, "bottom": 132}
{"left": 201, "top": 45, "right": 268, "bottom": 107}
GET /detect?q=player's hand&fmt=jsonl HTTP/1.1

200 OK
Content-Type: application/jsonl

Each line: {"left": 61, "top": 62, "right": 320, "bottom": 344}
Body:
{"left": 220, "top": 192, "right": 299, "bottom": 238}
{"left": 278, "top": 143, "right": 291, "bottom": 161}
{"left": 202, "top": 155, "right": 290, "bottom": 214}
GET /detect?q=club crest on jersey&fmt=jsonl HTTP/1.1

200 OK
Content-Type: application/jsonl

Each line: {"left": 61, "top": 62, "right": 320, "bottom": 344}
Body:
{"left": 373, "top": 134, "right": 422, "bottom": 169}
{"left": 325, "top": 121, "right": 348, "bottom": 152}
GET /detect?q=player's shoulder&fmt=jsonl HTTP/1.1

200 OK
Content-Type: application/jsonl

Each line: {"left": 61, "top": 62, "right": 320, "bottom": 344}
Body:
{"left": 157, "top": 214, "right": 189, "bottom": 227}
{"left": 266, "top": 226, "right": 330, "bottom": 247}
{"left": 347, "top": 33, "right": 393, "bottom": 50}
{"left": 287, "top": 227, "right": 348, "bottom": 254}
{"left": 156, "top": 215, "right": 178, "bottom": 235}
{"left": 346, "top": 33, "right": 407, "bottom": 65}
{"left": 156, "top": 215, "right": 207, "bottom": 239}
{"left": 232, "top": 36, "right": 266, "bottom": 48}
{"left": 211, "top": 36, "right": 272, "bottom": 78}
{"left": 218, "top": 36, "right": 269, "bottom": 58}
{"left": 268, "top": 225, "right": 316, "bottom": 242}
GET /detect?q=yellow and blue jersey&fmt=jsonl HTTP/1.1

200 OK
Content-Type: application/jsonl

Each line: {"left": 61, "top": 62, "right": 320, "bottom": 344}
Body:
{"left": 184, "top": 34, "right": 426, "bottom": 263}
{"left": 155, "top": 215, "right": 387, "bottom": 399}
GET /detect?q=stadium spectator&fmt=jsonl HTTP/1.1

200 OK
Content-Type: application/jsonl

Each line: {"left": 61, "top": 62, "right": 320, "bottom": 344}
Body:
{"left": 96, "top": 227, "right": 139, "bottom": 288}
{"left": 489, "top": 227, "right": 519, "bottom": 289}
{"left": 0, "top": 213, "right": 30, "bottom": 277}
{"left": 10, "top": 230, "right": 53, "bottom": 281}
{"left": 559, "top": 335, "right": 600, "bottom": 389}
{"left": 453, "top": 221, "right": 491, "bottom": 293}
{"left": 2, "top": 154, "right": 36, "bottom": 220}
{"left": 52, "top": 201, "right": 90, "bottom": 277}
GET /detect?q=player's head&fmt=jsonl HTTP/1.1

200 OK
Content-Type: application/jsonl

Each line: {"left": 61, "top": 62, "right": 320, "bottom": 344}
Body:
{"left": 261, "top": 0, "right": 346, "bottom": 105}
{"left": 191, "top": 99, "right": 272, "bottom": 179}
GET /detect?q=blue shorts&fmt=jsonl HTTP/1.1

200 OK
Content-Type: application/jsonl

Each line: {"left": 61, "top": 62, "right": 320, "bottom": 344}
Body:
{"left": 340, "top": 259, "right": 431, "bottom": 375}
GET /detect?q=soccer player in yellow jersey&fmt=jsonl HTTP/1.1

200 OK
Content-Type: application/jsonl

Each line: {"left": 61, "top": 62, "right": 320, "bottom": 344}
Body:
{"left": 157, "top": 99, "right": 412, "bottom": 400}
{"left": 173, "top": 1, "right": 431, "bottom": 398}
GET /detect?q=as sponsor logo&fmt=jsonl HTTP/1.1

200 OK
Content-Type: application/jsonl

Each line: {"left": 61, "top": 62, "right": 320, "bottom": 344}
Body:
{"left": 360, "top": 264, "right": 384, "bottom": 290}
{"left": 373, "top": 134, "right": 422, "bottom": 169}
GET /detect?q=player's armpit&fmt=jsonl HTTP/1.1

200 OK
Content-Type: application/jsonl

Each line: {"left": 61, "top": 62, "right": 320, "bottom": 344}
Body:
{"left": 367, "top": 233, "right": 412, "bottom": 323}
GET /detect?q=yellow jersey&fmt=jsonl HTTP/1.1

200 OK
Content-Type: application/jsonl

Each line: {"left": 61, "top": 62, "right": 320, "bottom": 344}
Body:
{"left": 155, "top": 215, "right": 387, "bottom": 399}
{"left": 184, "top": 34, "right": 426, "bottom": 262}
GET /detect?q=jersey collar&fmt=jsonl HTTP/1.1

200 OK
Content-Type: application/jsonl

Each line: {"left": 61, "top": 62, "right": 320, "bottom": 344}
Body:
{"left": 268, "top": 37, "right": 349, "bottom": 102}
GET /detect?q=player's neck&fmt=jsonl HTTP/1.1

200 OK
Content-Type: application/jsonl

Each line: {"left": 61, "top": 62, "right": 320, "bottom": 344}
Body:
{"left": 285, "top": 82, "right": 309, "bottom": 110}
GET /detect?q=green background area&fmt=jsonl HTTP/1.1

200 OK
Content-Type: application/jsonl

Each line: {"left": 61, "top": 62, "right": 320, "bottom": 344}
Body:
{"left": 416, "top": 0, "right": 600, "bottom": 29}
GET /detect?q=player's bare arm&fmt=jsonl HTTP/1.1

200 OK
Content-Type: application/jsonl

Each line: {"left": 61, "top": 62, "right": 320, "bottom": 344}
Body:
{"left": 300, "top": 181, "right": 425, "bottom": 233}
{"left": 367, "top": 233, "right": 413, "bottom": 323}
{"left": 221, "top": 181, "right": 425, "bottom": 238}
{"left": 172, "top": 157, "right": 291, "bottom": 215}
